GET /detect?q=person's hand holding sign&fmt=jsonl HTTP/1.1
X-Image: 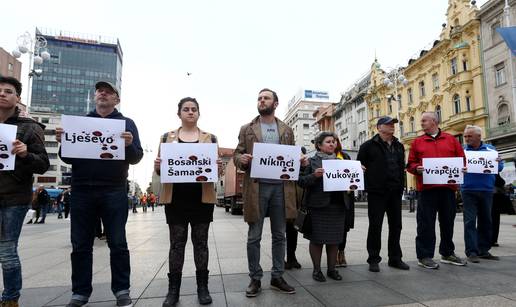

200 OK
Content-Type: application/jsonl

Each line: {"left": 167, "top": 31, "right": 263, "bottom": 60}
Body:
{"left": 416, "top": 165, "right": 424, "bottom": 175}
{"left": 11, "top": 140, "right": 27, "bottom": 158}
{"left": 121, "top": 131, "right": 133, "bottom": 147}
{"left": 300, "top": 155, "right": 309, "bottom": 167}
{"left": 55, "top": 127, "right": 64, "bottom": 143}
{"left": 154, "top": 157, "right": 161, "bottom": 173}
{"left": 240, "top": 154, "right": 253, "bottom": 166}
{"left": 314, "top": 168, "right": 324, "bottom": 178}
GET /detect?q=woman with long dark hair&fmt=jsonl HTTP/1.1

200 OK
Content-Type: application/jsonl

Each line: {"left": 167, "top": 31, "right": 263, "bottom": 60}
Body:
{"left": 154, "top": 97, "right": 222, "bottom": 306}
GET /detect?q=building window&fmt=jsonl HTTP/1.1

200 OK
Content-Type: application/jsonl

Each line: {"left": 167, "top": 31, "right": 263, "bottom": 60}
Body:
{"left": 463, "top": 60, "right": 468, "bottom": 71}
{"left": 419, "top": 81, "right": 426, "bottom": 97}
{"left": 48, "top": 153, "right": 58, "bottom": 159}
{"left": 466, "top": 96, "right": 471, "bottom": 111}
{"left": 388, "top": 98, "right": 393, "bottom": 114}
{"left": 44, "top": 141, "right": 59, "bottom": 147}
{"left": 37, "top": 176, "right": 57, "bottom": 183}
{"left": 375, "top": 109, "right": 380, "bottom": 118}
{"left": 303, "top": 113, "right": 309, "bottom": 118}
{"left": 42, "top": 118, "right": 49, "bottom": 124}
{"left": 432, "top": 73, "right": 439, "bottom": 91}
{"left": 48, "top": 165, "right": 57, "bottom": 171}
{"left": 451, "top": 58, "right": 458, "bottom": 75}
{"left": 492, "top": 21, "right": 502, "bottom": 45}
{"left": 436, "top": 105, "right": 442, "bottom": 123}
{"left": 498, "top": 103, "right": 510, "bottom": 125}
{"left": 453, "top": 94, "right": 461, "bottom": 114}
{"left": 8, "top": 63, "right": 13, "bottom": 71}
{"left": 397, "top": 94, "right": 402, "bottom": 110}
{"left": 495, "top": 63, "right": 506, "bottom": 87}
{"left": 44, "top": 129, "right": 56, "bottom": 135}
{"left": 303, "top": 123, "right": 309, "bottom": 129}
{"left": 410, "top": 117, "right": 415, "bottom": 132}
{"left": 399, "top": 121, "right": 404, "bottom": 136}
{"left": 407, "top": 88, "right": 413, "bottom": 104}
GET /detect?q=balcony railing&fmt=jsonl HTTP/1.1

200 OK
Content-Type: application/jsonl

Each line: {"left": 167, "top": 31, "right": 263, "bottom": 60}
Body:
{"left": 487, "top": 122, "right": 516, "bottom": 139}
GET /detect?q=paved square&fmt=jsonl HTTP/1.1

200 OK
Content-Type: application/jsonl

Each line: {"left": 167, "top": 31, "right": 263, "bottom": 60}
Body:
{"left": 6, "top": 206, "right": 516, "bottom": 306}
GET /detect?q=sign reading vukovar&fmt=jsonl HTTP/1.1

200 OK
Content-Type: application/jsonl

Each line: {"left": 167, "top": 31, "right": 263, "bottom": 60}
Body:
{"left": 60, "top": 115, "right": 125, "bottom": 160}
{"left": 322, "top": 160, "right": 364, "bottom": 192}
{"left": 422, "top": 157, "right": 464, "bottom": 185}
{"left": 0, "top": 123, "right": 17, "bottom": 171}
{"left": 465, "top": 151, "right": 499, "bottom": 174}
{"left": 250, "top": 143, "right": 301, "bottom": 181}
{"left": 160, "top": 143, "right": 218, "bottom": 183}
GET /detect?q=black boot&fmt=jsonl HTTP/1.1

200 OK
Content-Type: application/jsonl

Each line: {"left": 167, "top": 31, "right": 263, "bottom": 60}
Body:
{"left": 162, "top": 272, "right": 181, "bottom": 307}
{"left": 196, "top": 270, "right": 212, "bottom": 305}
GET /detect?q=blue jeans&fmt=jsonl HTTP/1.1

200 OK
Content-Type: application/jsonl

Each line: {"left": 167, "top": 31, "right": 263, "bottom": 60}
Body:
{"left": 247, "top": 183, "right": 286, "bottom": 280}
{"left": 0, "top": 205, "right": 29, "bottom": 301}
{"left": 416, "top": 188, "right": 456, "bottom": 259}
{"left": 70, "top": 185, "right": 130, "bottom": 302}
{"left": 462, "top": 191, "right": 493, "bottom": 256}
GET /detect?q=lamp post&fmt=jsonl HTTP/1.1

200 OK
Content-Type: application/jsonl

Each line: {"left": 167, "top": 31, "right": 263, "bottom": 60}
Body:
{"left": 382, "top": 68, "right": 409, "bottom": 138}
{"left": 11, "top": 31, "right": 50, "bottom": 112}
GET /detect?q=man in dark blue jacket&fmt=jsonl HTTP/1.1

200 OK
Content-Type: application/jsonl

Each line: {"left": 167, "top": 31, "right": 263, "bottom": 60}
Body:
{"left": 462, "top": 125, "right": 503, "bottom": 263}
{"left": 56, "top": 81, "right": 143, "bottom": 307}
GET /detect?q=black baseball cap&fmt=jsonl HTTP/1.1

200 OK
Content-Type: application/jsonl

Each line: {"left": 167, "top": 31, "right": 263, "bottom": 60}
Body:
{"left": 95, "top": 81, "right": 119, "bottom": 97}
{"left": 377, "top": 116, "right": 398, "bottom": 126}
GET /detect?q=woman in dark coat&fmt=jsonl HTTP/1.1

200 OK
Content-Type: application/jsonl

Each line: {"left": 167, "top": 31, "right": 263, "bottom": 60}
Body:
{"left": 298, "top": 132, "right": 352, "bottom": 282}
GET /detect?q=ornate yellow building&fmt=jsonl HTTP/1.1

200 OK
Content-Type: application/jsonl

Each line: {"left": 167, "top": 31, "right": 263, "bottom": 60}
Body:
{"left": 365, "top": 0, "right": 488, "bottom": 188}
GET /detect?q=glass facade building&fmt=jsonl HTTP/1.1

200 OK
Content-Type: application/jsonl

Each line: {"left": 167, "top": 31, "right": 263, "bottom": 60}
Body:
{"left": 30, "top": 28, "right": 123, "bottom": 115}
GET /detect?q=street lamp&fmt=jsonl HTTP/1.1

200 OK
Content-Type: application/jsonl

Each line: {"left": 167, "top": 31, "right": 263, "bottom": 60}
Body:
{"left": 382, "top": 68, "right": 408, "bottom": 138}
{"left": 11, "top": 31, "right": 50, "bottom": 111}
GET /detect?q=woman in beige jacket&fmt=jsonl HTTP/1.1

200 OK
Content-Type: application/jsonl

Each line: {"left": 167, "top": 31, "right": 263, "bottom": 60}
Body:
{"left": 154, "top": 97, "right": 222, "bottom": 307}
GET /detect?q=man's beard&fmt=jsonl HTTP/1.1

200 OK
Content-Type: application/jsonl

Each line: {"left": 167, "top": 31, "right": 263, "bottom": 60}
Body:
{"left": 258, "top": 105, "right": 274, "bottom": 116}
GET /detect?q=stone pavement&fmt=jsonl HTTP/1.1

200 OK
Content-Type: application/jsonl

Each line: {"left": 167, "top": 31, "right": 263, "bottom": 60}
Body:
{"left": 6, "top": 206, "right": 516, "bottom": 307}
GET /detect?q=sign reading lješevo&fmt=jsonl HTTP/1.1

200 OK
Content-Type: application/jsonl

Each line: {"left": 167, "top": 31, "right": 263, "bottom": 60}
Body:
{"left": 61, "top": 115, "right": 125, "bottom": 160}
{"left": 250, "top": 143, "right": 301, "bottom": 181}
{"left": 322, "top": 159, "right": 364, "bottom": 192}
{"left": 422, "top": 157, "right": 464, "bottom": 184}
{"left": 160, "top": 143, "right": 218, "bottom": 183}
{"left": 0, "top": 123, "right": 17, "bottom": 171}
{"left": 465, "top": 151, "right": 499, "bottom": 174}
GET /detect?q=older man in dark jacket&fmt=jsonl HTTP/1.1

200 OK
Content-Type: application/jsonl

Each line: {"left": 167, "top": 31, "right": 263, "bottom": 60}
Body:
{"left": 0, "top": 76, "right": 49, "bottom": 307}
{"left": 358, "top": 116, "right": 408, "bottom": 272}
{"left": 56, "top": 81, "right": 143, "bottom": 307}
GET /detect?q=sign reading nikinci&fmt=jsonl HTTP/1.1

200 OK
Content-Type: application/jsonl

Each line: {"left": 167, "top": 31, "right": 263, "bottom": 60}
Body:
{"left": 250, "top": 143, "right": 301, "bottom": 181}
{"left": 160, "top": 143, "right": 218, "bottom": 183}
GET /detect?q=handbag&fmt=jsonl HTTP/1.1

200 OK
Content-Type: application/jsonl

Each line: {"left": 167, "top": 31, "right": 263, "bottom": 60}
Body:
{"left": 294, "top": 207, "right": 312, "bottom": 234}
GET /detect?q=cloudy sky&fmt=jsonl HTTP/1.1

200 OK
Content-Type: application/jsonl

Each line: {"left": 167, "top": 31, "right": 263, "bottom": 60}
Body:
{"left": 1, "top": 0, "right": 490, "bottom": 187}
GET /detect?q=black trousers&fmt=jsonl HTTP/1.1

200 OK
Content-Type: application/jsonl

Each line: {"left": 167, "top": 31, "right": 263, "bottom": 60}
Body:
{"left": 367, "top": 190, "right": 403, "bottom": 264}
{"left": 286, "top": 221, "right": 298, "bottom": 261}
{"left": 492, "top": 193, "right": 504, "bottom": 244}
{"left": 415, "top": 188, "right": 456, "bottom": 259}
{"left": 169, "top": 223, "right": 210, "bottom": 274}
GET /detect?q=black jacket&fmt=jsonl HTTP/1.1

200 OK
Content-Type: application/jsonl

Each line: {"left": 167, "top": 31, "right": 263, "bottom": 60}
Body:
{"left": 0, "top": 108, "right": 49, "bottom": 207}
{"left": 59, "top": 109, "right": 143, "bottom": 187}
{"left": 357, "top": 134, "right": 405, "bottom": 193}
{"left": 298, "top": 154, "right": 353, "bottom": 209}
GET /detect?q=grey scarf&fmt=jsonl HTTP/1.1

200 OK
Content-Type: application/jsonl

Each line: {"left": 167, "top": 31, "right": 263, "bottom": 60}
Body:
{"left": 315, "top": 152, "right": 336, "bottom": 160}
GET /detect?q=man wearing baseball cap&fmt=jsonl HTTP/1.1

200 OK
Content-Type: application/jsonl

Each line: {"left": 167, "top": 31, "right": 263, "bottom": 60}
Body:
{"left": 56, "top": 81, "right": 143, "bottom": 307}
{"left": 357, "top": 116, "right": 409, "bottom": 272}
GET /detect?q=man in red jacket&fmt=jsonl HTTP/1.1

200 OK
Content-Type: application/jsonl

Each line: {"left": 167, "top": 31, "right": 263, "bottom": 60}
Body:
{"left": 407, "top": 112, "right": 466, "bottom": 269}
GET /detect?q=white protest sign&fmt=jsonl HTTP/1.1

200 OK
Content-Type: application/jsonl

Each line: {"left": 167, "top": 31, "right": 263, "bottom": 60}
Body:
{"left": 61, "top": 115, "right": 125, "bottom": 160}
{"left": 160, "top": 143, "right": 218, "bottom": 183}
{"left": 250, "top": 143, "right": 301, "bottom": 181}
{"left": 465, "top": 151, "right": 499, "bottom": 174}
{"left": 322, "top": 159, "right": 364, "bottom": 192}
{"left": 422, "top": 157, "right": 464, "bottom": 184}
{"left": 0, "top": 123, "right": 17, "bottom": 171}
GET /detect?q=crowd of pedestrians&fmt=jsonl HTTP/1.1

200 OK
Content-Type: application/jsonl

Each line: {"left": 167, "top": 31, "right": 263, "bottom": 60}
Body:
{"left": 0, "top": 76, "right": 514, "bottom": 307}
